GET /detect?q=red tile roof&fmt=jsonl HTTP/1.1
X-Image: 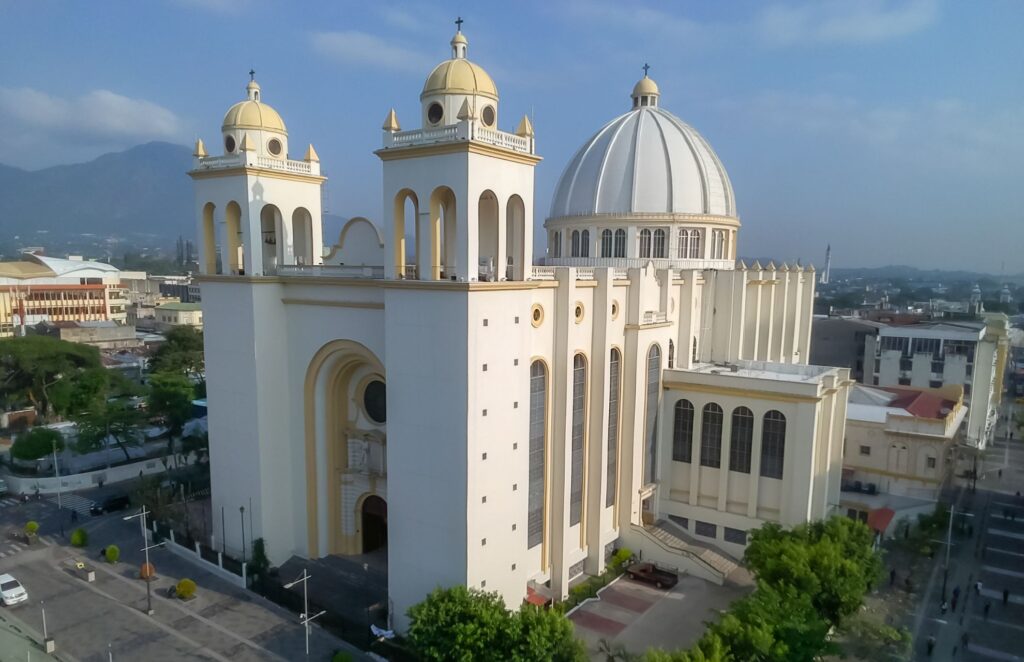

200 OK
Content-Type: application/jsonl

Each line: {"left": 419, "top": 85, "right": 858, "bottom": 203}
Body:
{"left": 880, "top": 387, "right": 956, "bottom": 419}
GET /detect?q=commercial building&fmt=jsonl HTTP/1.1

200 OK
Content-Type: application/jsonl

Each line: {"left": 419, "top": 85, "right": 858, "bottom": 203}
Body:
{"left": 154, "top": 302, "right": 203, "bottom": 331}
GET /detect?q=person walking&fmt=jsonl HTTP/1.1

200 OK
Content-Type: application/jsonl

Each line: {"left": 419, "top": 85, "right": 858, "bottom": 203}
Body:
{"left": 976, "top": 581, "right": 983, "bottom": 595}
{"left": 890, "top": 568, "right": 897, "bottom": 586}
{"left": 1004, "top": 588, "right": 1010, "bottom": 606}
{"left": 962, "top": 632, "right": 970, "bottom": 650}
{"left": 941, "top": 600, "right": 949, "bottom": 615}
{"left": 984, "top": 602, "right": 991, "bottom": 619}
{"left": 952, "top": 594, "right": 959, "bottom": 612}
{"left": 927, "top": 636, "right": 936, "bottom": 657}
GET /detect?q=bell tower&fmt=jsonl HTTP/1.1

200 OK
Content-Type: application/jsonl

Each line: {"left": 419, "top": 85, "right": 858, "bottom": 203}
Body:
{"left": 377, "top": 23, "right": 540, "bottom": 282}
{"left": 190, "top": 74, "right": 325, "bottom": 277}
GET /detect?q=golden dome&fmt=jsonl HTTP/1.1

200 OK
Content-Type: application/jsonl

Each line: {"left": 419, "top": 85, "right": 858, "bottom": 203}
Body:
{"left": 421, "top": 58, "right": 498, "bottom": 100}
{"left": 632, "top": 76, "right": 660, "bottom": 99}
{"left": 222, "top": 80, "right": 287, "bottom": 133}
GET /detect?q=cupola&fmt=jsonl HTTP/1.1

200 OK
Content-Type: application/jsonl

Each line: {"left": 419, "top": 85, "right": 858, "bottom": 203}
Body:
{"left": 631, "top": 65, "right": 660, "bottom": 108}
{"left": 420, "top": 20, "right": 499, "bottom": 129}
{"left": 221, "top": 72, "right": 289, "bottom": 159}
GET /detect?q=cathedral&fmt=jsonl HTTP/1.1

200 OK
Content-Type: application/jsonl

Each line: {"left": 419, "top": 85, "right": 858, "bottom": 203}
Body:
{"left": 191, "top": 27, "right": 850, "bottom": 628}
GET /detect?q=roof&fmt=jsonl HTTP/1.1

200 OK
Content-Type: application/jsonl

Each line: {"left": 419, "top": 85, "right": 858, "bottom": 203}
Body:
{"left": 156, "top": 302, "right": 202, "bottom": 312}
{"left": 549, "top": 102, "right": 735, "bottom": 219}
{"left": 422, "top": 58, "right": 498, "bottom": 99}
{"left": 867, "top": 508, "right": 895, "bottom": 533}
{"left": 222, "top": 80, "right": 287, "bottom": 133}
{"left": 0, "top": 254, "right": 119, "bottom": 282}
{"left": 847, "top": 384, "right": 959, "bottom": 422}
{"left": 0, "top": 261, "right": 54, "bottom": 279}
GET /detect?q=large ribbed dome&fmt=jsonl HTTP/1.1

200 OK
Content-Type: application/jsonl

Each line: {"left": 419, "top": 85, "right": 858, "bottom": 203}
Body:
{"left": 550, "top": 103, "right": 735, "bottom": 219}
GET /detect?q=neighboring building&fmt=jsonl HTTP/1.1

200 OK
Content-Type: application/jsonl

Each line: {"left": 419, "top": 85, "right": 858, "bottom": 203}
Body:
{"left": 32, "top": 320, "right": 139, "bottom": 349}
{"left": 159, "top": 280, "right": 202, "bottom": 303}
{"left": 0, "top": 254, "right": 128, "bottom": 337}
{"left": 194, "top": 29, "right": 850, "bottom": 628}
{"left": 810, "top": 316, "right": 883, "bottom": 383}
{"left": 154, "top": 302, "right": 203, "bottom": 331}
{"left": 999, "top": 284, "right": 1013, "bottom": 305}
{"left": 841, "top": 383, "right": 965, "bottom": 532}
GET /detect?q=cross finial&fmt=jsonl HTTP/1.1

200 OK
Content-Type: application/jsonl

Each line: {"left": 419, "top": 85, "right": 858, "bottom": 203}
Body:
{"left": 455, "top": 16, "right": 463, "bottom": 31}
{"left": 249, "top": 68, "right": 256, "bottom": 82}
{"left": 642, "top": 63, "right": 650, "bottom": 77}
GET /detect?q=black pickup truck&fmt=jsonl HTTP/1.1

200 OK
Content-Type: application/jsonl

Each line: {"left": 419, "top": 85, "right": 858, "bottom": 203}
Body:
{"left": 625, "top": 562, "right": 678, "bottom": 589}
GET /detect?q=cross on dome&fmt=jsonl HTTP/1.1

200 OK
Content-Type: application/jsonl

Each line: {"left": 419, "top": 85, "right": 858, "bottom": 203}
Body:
{"left": 451, "top": 17, "right": 468, "bottom": 58}
{"left": 455, "top": 16, "right": 463, "bottom": 30}
{"left": 249, "top": 68, "right": 256, "bottom": 82}
{"left": 643, "top": 63, "right": 650, "bottom": 77}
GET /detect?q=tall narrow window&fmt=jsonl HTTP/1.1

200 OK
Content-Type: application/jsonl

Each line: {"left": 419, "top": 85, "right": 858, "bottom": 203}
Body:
{"left": 571, "top": 230, "right": 581, "bottom": 258}
{"left": 643, "top": 345, "right": 662, "bottom": 484}
{"left": 677, "top": 229, "right": 689, "bottom": 258}
{"left": 614, "top": 229, "right": 626, "bottom": 257}
{"left": 729, "top": 407, "right": 753, "bottom": 473}
{"left": 672, "top": 399, "right": 694, "bottom": 462}
{"left": 552, "top": 231, "right": 561, "bottom": 258}
{"left": 580, "top": 230, "right": 590, "bottom": 258}
{"left": 690, "top": 230, "right": 701, "bottom": 258}
{"left": 606, "top": 349, "right": 621, "bottom": 508}
{"left": 639, "top": 229, "right": 652, "bottom": 258}
{"left": 527, "top": 361, "right": 547, "bottom": 548}
{"left": 700, "top": 403, "right": 723, "bottom": 468}
{"left": 653, "top": 229, "right": 666, "bottom": 258}
{"left": 570, "top": 355, "right": 587, "bottom": 526}
{"left": 668, "top": 340, "right": 675, "bottom": 369}
{"left": 692, "top": 336, "right": 698, "bottom": 363}
{"left": 601, "top": 229, "right": 613, "bottom": 258}
{"left": 760, "top": 410, "right": 786, "bottom": 479}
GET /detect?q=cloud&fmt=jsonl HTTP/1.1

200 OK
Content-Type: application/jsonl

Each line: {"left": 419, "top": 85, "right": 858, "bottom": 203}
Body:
{"left": 560, "top": 1, "right": 708, "bottom": 43}
{"left": 311, "top": 31, "right": 430, "bottom": 73}
{"left": 0, "top": 87, "right": 182, "bottom": 140}
{"left": 756, "top": 0, "right": 938, "bottom": 46}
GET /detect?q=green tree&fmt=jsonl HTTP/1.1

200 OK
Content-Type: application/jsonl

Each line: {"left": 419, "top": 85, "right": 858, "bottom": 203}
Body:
{"left": 10, "top": 427, "right": 64, "bottom": 461}
{"left": 74, "top": 400, "right": 144, "bottom": 461}
{"left": 0, "top": 336, "right": 105, "bottom": 417}
{"left": 149, "top": 327, "right": 205, "bottom": 381}
{"left": 514, "top": 604, "right": 587, "bottom": 662}
{"left": 645, "top": 632, "right": 733, "bottom": 662}
{"left": 148, "top": 372, "right": 194, "bottom": 438}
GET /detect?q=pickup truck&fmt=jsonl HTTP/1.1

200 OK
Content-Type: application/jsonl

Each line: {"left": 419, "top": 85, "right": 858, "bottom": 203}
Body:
{"left": 625, "top": 562, "right": 678, "bottom": 589}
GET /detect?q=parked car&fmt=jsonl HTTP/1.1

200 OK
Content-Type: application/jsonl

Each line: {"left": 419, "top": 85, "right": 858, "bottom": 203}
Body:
{"left": 89, "top": 494, "right": 131, "bottom": 516}
{"left": 625, "top": 562, "right": 678, "bottom": 589}
{"left": 0, "top": 574, "right": 28, "bottom": 606}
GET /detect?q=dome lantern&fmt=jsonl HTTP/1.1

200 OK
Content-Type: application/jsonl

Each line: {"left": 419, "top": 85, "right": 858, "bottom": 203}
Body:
{"left": 631, "top": 64, "right": 660, "bottom": 109}
{"left": 420, "top": 20, "right": 499, "bottom": 129}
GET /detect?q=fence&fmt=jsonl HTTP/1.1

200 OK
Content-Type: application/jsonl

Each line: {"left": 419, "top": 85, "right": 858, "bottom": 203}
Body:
{"left": 152, "top": 519, "right": 248, "bottom": 589}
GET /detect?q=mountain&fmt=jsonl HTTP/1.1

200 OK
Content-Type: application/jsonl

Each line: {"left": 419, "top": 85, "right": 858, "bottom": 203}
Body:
{"left": 0, "top": 142, "right": 194, "bottom": 240}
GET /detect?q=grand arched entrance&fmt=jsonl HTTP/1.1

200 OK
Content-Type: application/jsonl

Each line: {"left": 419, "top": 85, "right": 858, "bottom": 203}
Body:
{"left": 361, "top": 495, "right": 388, "bottom": 553}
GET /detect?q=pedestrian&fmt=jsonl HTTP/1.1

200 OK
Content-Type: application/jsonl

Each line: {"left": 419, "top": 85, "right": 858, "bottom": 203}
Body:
{"left": 1004, "top": 588, "right": 1010, "bottom": 606}
{"left": 952, "top": 645, "right": 958, "bottom": 656}
{"left": 941, "top": 600, "right": 949, "bottom": 615}
{"left": 984, "top": 602, "right": 991, "bottom": 619}
{"left": 905, "top": 577, "right": 913, "bottom": 592}
{"left": 999, "top": 469, "right": 1003, "bottom": 478}
{"left": 952, "top": 596, "right": 958, "bottom": 612}
{"left": 968, "top": 523, "right": 974, "bottom": 537}
{"left": 71, "top": 509, "right": 78, "bottom": 523}
{"left": 927, "top": 636, "right": 936, "bottom": 656}
{"left": 976, "top": 581, "right": 983, "bottom": 595}
{"left": 953, "top": 585, "right": 961, "bottom": 600}
{"left": 890, "top": 568, "right": 897, "bottom": 586}
{"left": 1016, "top": 491, "right": 1021, "bottom": 499}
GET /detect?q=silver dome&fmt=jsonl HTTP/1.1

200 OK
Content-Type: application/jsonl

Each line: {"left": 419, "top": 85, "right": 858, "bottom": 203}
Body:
{"left": 549, "top": 106, "right": 736, "bottom": 219}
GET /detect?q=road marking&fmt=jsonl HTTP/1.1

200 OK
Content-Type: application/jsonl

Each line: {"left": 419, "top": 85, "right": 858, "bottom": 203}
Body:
{"left": 988, "top": 546, "right": 1024, "bottom": 559}
{"left": 980, "top": 588, "right": 1024, "bottom": 606}
{"left": 971, "top": 615, "right": 1024, "bottom": 634}
{"left": 47, "top": 494, "right": 95, "bottom": 516}
{"left": 983, "top": 565, "right": 1024, "bottom": 579}
{"left": 967, "top": 642, "right": 1024, "bottom": 661}
{"left": 988, "top": 528, "right": 1024, "bottom": 541}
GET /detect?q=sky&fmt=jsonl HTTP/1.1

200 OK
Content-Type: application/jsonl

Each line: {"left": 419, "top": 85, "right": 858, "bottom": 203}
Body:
{"left": 0, "top": 0, "right": 1021, "bottom": 273}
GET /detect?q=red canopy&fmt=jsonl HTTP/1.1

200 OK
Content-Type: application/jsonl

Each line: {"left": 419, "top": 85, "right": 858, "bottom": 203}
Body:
{"left": 867, "top": 507, "right": 895, "bottom": 533}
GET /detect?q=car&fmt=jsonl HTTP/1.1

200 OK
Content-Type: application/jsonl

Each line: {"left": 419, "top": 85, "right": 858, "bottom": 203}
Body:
{"left": 0, "top": 574, "right": 27, "bottom": 606}
{"left": 89, "top": 494, "right": 131, "bottom": 516}
{"left": 625, "top": 562, "right": 679, "bottom": 589}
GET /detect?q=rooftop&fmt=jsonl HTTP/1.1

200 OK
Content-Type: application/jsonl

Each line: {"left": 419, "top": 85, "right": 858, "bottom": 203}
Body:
{"left": 687, "top": 360, "right": 837, "bottom": 383}
{"left": 847, "top": 384, "right": 961, "bottom": 423}
{"left": 155, "top": 302, "right": 202, "bottom": 312}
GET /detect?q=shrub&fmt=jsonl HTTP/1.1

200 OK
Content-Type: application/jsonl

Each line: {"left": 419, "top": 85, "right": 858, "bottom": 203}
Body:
{"left": 24, "top": 520, "right": 39, "bottom": 536}
{"left": 105, "top": 544, "right": 120, "bottom": 563}
{"left": 331, "top": 652, "right": 354, "bottom": 662}
{"left": 11, "top": 428, "right": 65, "bottom": 461}
{"left": 70, "top": 527, "right": 88, "bottom": 547}
{"left": 609, "top": 547, "right": 633, "bottom": 570}
{"left": 176, "top": 578, "right": 197, "bottom": 599}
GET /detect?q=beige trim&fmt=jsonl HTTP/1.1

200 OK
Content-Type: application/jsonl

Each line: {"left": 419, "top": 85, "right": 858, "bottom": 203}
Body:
{"left": 197, "top": 273, "right": 558, "bottom": 291}
{"left": 188, "top": 166, "right": 326, "bottom": 184}
{"left": 662, "top": 380, "right": 822, "bottom": 404}
{"left": 282, "top": 298, "right": 385, "bottom": 310}
{"left": 375, "top": 140, "right": 542, "bottom": 166}
{"left": 843, "top": 465, "right": 942, "bottom": 484}
{"left": 573, "top": 301, "right": 585, "bottom": 324}
{"left": 625, "top": 321, "right": 673, "bottom": 330}
{"left": 608, "top": 346, "right": 624, "bottom": 527}
{"left": 529, "top": 356, "right": 552, "bottom": 572}
{"left": 611, "top": 300, "right": 620, "bottom": 320}
{"left": 531, "top": 304, "right": 545, "bottom": 328}
{"left": 546, "top": 213, "right": 740, "bottom": 229}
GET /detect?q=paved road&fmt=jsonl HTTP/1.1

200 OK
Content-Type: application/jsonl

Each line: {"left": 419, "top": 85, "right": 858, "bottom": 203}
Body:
{"left": 913, "top": 403, "right": 1024, "bottom": 661}
{"left": 0, "top": 494, "right": 367, "bottom": 661}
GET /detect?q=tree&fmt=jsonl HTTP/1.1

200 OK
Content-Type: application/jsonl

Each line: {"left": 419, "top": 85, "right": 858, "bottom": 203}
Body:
{"left": 181, "top": 430, "right": 209, "bottom": 464}
{"left": 0, "top": 336, "right": 106, "bottom": 418}
{"left": 74, "top": 399, "right": 144, "bottom": 461}
{"left": 10, "top": 427, "right": 64, "bottom": 461}
{"left": 149, "top": 327, "right": 204, "bottom": 381}
{"left": 407, "top": 586, "right": 586, "bottom": 662}
{"left": 148, "top": 372, "right": 194, "bottom": 438}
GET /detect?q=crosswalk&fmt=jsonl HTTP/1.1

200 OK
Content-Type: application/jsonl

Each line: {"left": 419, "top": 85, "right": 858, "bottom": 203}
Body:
{"left": 0, "top": 535, "right": 56, "bottom": 559}
{"left": 46, "top": 494, "right": 95, "bottom": 517}
{"left": 0, "top": 497, "right": 23, "bottom": 509}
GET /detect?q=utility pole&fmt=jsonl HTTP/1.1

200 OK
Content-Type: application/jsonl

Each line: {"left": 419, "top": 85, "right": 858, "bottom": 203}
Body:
{"left": 942, "top": 505, "right": 955, "bottom": 601}
{"left": 52, "top": 439, "right": 63, "bottom": 537}
{"left": 124, "top": 506, "right": 164, "bottom": 615}
{"left": 240, "top": 506, "right": 246, "bottom": 564}
{"left": 284, "top": 569, "right": 326, "bottom": 658}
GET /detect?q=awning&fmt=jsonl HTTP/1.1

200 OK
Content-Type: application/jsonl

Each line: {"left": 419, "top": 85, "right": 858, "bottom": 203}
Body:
{"left": 525, "top": 586, "right": 551, "bottom": 607}
{"left": 867, "top": 507, "right": 895, "bottom": 533}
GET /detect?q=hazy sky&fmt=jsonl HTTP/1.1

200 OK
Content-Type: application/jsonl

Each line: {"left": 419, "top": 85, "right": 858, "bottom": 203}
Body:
{"left": 1, "top": 1, "right": 1021, "bottom": 272}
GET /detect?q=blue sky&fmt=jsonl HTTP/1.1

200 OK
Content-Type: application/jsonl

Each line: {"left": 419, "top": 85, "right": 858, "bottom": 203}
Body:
{"left": 1, "top": 0, "right": 1021, "bottom": 273}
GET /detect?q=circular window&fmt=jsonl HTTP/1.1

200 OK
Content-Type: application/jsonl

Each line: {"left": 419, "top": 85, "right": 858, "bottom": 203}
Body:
{"left": 530, "top": 304, "right": 544, "bottom": 328}
{"left": 481, "top": 105, "right": 496, "bottom": 127}
{"left": 224, "top": 135, "right": 236, "bottom": 153}
{"left": 574, "top": 302, "right": 585, "bottom": 324}
{"left": 363, "top": 380, "right": 387, "bottom": 424}
{"left": 268, "top": 138, "right": 282, "bottom": 156}
{"left": 427, "top": 102, "right": 444, "bottom": 125}
{"left": 611, "top": 300, "right": 620, "bottom": 320}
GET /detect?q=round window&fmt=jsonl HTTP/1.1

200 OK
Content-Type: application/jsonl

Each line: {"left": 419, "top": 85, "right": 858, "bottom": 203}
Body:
{"left": 363, "top": 380, "right": 387, "bottom": 424}
{"left": 427, "top": 102, "right": 444, "bottom": 125}
{"left": 530, "top": 304, "right": 544, "bottom": 328}
{"left": 482, "top": 105, "right": 495, "bottom": 127}
{"left": 268, "top": 138, "right": 282, "bottom": 156}
{"left": 574, "top": 303, "right": 584, "bottom": 323}
{"left": 611, "top": 301, "right": 619, "bottom": 319}
{"left": 224, "top": 135, "right": 236, "bottom": 153}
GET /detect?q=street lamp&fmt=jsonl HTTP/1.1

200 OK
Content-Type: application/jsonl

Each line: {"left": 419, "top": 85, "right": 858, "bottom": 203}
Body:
{"left": 239, "top": 506, "right": 246, "bottom": 564}
{"left": 52, "top": 439, "right": 63, "bottom": 537}
{"left": 284, "top": 569, "right": 326, "bottom": 658}
{"left": 124, "top": 505, "right": 165, "bottom": 615}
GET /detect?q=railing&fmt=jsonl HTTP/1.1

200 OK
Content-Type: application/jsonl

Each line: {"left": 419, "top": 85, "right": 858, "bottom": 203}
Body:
{"left": 641, "top": 311, "right": 668, "bottom": 325}
{"left": 383, "top": 119, "right": 534, "bottom": 154}
{"left": 194, "top": 153, "right": 319, "bottom": 175}
{"left": 277, "top": 264, "right": 385, "bottom": 279}
{"left": 544, "top": 256, "right": 734, "bottom": 271}
{"left": 388, "top": 124, "right": 461, "bottom": 147}
{"left": 529, "top": 266, "right": 557, "bottom": 281}
{"left": 256, "top": 156, "right": 313, "bottom": 174}
{"left": 576, "top": 268, "right": 596, "bottom": 280}
{"left": 474, "top": 126, "right": 531, "bottom": 153}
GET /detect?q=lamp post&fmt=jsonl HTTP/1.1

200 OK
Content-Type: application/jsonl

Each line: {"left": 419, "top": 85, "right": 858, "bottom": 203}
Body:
{"left": 942, "top": 505, "right": 955, "bottom": 602}
{"left": 124, "top": 506, "right": 165, "bottom": 615}
{"left": 41, "top": 599, "right": 55, "bottom": 653}
{"left": 52, "top": 440, "right": 63, "bottom": 538}
{"left": 284, "top": 569, "right": 326, "bottom": 658}
{"left": 239, "top": 506, "right": 246, "bottom": 564}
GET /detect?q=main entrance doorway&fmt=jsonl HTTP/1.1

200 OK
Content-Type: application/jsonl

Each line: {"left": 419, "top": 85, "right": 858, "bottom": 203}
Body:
{"left": 361, "top": 495, "right": 388, "bottom": 553}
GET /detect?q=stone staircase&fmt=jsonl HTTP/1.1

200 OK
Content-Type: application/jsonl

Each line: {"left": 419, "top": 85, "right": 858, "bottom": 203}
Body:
{"left": 646, "top": 520, "right": 739, "bottom": 578}
{"left": 624, "top": 519, "right": 754, "bottom": 587}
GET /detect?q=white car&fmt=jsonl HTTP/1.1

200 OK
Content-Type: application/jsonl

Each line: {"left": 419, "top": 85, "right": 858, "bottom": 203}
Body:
{"left": 0, "top": 574, "right": 27, "bottom": 606}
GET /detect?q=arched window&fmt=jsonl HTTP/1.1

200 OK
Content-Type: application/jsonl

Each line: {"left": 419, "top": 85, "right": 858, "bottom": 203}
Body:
{"left": 668, "top": 340, "right": 675, "bottom": 369}
{"left": 601, "top": 229, "right": 613, "bottom": 258}
{"left": 614, "top": 229, "right": 626, "bottom": 257}
{"left": 677, "top": 229, "right": 689, "bottom": 259}
{"left": 700, "top": 403, "right": 723, "bottom": 468}
{"left": 606, "top": 349, "right": 621, "bottom": 508}
{"left": 570, "top": 354, "right": 587, "bottom": 526}
{"left": 571, "top": 230, "right": 581, "bottom": 258}
{"left": 528, "top": 361, "right": 547, "bottom": 549}
{"left": 729, "top": 407, "right": 753, "bottom": 473}
{"left": 639, "top": 229, "right": 652, "bottom": 258}
{"left": 643, "top": 345, "right": 661, "bottom": 484}
{"left": 552, "top": 231, "right": 561, "bottom": 258}
{"left": 692, "top": 336, "right": 698, "bottom": 363}
{"left": 690, "top": 230, "right": 702, "bottom": 258}
{"left": 672, "top": 399, "right": 694, "bottom": 462}
{"left": 580, "top": 230, "right": 590, "bottom": 258}
{"left": 760, "top": 410, "right": 786, "bottom": 479}
{"left": 653, "top": 229, "right": 666, "bottom": 258}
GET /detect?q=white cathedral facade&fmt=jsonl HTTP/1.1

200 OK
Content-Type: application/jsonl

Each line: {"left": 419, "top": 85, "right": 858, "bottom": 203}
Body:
{"left": 192, "top": 29, "right": 851, "bottom": 628}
